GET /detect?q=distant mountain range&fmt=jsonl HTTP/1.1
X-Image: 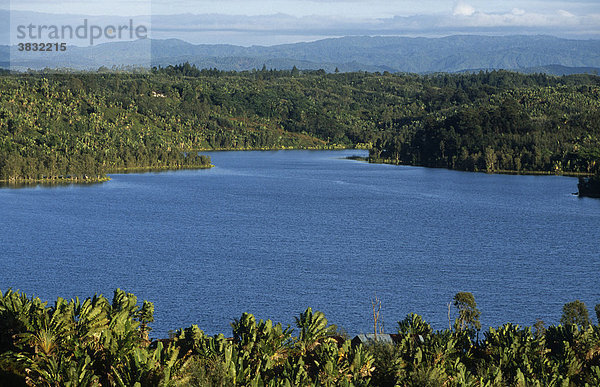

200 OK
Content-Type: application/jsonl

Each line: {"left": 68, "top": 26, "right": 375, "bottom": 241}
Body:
{"left": 3, "top": 35, "right": 600, "bottom": 75}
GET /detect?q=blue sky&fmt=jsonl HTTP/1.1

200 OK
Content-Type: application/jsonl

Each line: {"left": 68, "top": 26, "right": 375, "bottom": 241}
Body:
{"left": 3, "top": 0, "right": 600, "bottom": 45}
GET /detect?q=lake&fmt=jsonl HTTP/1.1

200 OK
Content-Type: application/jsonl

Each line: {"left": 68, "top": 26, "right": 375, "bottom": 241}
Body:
{"left": 1, "top": 149, "right": 599, "bottom": 337}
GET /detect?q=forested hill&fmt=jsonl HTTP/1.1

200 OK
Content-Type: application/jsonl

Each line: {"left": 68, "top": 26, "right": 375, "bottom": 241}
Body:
{"left": 1, "top": 68, "right": 599, "bottom": 183}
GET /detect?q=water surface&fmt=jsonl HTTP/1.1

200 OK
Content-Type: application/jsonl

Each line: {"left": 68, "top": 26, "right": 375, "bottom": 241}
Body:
{"left": 1, "top": 150, "right": 599, "bottom": 336}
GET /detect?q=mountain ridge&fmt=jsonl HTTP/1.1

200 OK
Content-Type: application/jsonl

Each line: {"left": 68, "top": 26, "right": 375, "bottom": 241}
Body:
{"left": 3, "top": 35, "right": 600, "bottom": 74}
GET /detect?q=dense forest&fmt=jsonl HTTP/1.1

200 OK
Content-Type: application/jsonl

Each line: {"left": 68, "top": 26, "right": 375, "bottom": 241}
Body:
{"left": 1, "top": 289, "right": 599, "bottom": 385}
{"left": 1, "top": 65, "right": 599, "bottom": 182}
{"left": 578, "top": 175, "right": 600, "bottom": 198}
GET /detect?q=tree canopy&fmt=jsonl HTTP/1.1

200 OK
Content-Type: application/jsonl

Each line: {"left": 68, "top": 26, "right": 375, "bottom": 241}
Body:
{"left": 561, "top": 300, "right": 591, "bottom": 327}
{"left": 1, "top": 68, "right": 599, "bottom": 183}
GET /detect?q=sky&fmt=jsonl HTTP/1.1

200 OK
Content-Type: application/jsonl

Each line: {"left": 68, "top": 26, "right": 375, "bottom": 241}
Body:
{"left": 2, "top": 0, "right": 600, "bottom": 45}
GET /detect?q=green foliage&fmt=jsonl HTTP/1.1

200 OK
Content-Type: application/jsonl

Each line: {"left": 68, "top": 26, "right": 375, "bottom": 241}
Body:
{"left": 453, "top": 292, "right": 481, "bottom": 331}
{"left": 561, "top": 300, "right": 591, "bottom": 327}
{"left": 397, "top": 313, "right": 433, "bottom": 337}
{"left": 596, "top": 304, "right": 600, "bottom": 325}
{"left": 0, "top": 289, "right": 182, "bottom": 386}
{"left": 579, "top": 172, "right": 600, "bottom": 197}
{"left": 295, "top": 307, "right": 337, "bottom": 353}
{"left": 2, "top": 70, "right": 599, "bottom": 182}
{"left": 2, "top": 289, "right": 600, "bottom": 385}
{"left": 367, "top": 74, "right": 600, "bottom": 175}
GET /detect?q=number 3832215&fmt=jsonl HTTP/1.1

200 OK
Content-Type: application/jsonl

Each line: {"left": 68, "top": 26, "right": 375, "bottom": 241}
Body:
{"left": 18, "top": 43, "right": 67, "bottom": 52}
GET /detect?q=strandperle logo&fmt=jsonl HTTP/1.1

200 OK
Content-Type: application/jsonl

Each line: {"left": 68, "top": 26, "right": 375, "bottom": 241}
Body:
{"left": 16, "top": 19, "right": 148, "bottom": 46}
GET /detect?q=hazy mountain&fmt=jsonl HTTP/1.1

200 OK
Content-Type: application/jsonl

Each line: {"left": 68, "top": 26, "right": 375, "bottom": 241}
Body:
{"left": 4, "top": 35, "right": 600, "bottom": 74}
{"left": 0, "top": 45, "right": 8, "bottom": 68}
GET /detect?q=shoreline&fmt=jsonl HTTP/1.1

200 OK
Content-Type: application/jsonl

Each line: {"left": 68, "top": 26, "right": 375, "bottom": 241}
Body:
{"left": 108, "top": 164, "right": 215, "bottom": 173}
{"left": 4, "top": 147, "right": 591, "bottom": 187}
{"left": 0, "top": 165, "right": 215, "bottom": 185}
{"left": 367, "top": 158, "right": 594, "bottom": 178}
{"left": 0, "top": 146, "right": 364, "bottom": 186}
{"left": 191, "top": 144, "right": 364, "bottom": 152}
{"left": 0, "top": 176, "right": 112, "bottom": 185}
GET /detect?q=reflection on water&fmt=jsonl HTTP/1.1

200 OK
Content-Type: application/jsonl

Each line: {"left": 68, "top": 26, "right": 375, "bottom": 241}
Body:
{"left": 0, "top": 180, "right": 105, "bottom": 189}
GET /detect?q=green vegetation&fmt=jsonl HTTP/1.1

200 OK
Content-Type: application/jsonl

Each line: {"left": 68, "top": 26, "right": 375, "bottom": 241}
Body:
{"left": 1, "top": 67, "right": 599, "bottom": 183}
{"left": 366, "top": 73, "right": 600, "bottom": 175}
{"left": 453, "top": 291, "right": 481, "bottom": 332}
{"left": 561, "top": 300, "right": 592, "bottom": 327}
{"left": 578, "top": 173, "right": 600, "bottom": 198}
{"left": 1, "top": 289, "right": 600, "bottom": 386}
{"left": 0, "top": 73, "right": 217, "bottom": 183}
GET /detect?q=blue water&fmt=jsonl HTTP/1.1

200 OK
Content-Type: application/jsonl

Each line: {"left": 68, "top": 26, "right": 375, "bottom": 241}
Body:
{"left": 1, "top": 150, "right": 599, "bottom": 337}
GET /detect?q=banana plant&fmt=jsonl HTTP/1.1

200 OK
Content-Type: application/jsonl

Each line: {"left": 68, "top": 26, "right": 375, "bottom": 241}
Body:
{"left": 231, "top": 313, "right": 292, "bottom": 385}
{"left": 294, "top": 307, "right": 336, "bottom": 355}
{"left": 0, "top": 289, "right": 48, "bottom": 353}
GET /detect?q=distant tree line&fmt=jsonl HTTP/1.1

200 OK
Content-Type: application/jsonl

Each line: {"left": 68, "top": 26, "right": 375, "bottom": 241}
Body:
{"left": 1, "top": 68, "right": 599, "bottom": 182}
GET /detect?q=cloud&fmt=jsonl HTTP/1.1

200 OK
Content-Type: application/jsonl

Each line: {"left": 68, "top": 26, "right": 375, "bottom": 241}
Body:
{"left": 4, "top": 3, "right": 600, "bottom": 46}
{"left": 143, "top": 8, "right": 600, "bottom": 45}
{"left": 557, "top": 10, "right": 576, "bottom": 18}
{"left": 439, "top": 8, "right": 599, "bottom": 29}
{"left": 453, "top": 1, "right": 475, "bottom": 17}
